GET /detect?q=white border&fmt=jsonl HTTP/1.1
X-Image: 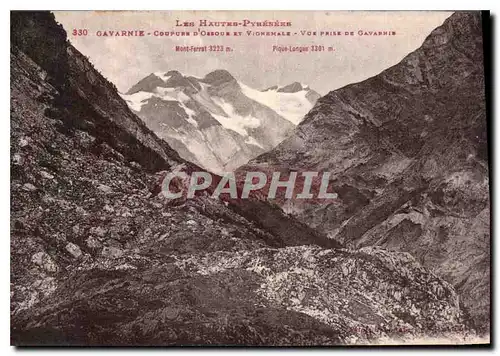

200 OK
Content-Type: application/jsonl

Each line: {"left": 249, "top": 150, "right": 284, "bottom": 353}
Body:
{"left": 2, "top": 1, "right": 498, "bottom": 355}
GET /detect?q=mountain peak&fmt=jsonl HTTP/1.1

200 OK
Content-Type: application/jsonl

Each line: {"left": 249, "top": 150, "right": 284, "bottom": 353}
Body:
{"left": 165, "top": 70, "right": 182, "bottom": 77}
{"left": 202, "top": 69, "right": 236, "bottom": 85}
{"left": 277, "top": 82, "right": 308, "bottom": 93}
{"left": 126, "top": 73, "right": 167, "bottom": 94}
{"left": 262, "top": 82, "right": 311, "bottom": 93}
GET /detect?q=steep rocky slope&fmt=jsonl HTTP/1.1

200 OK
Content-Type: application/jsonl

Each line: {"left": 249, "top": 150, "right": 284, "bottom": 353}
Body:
{"left": 11, "top": 11, "right": 472, "bottom": 345}
{"left": 121, "top": 71, "right": 319, "bottom": 173}
{"left": 241, "top": 11, "right": 490, "bottom": 332}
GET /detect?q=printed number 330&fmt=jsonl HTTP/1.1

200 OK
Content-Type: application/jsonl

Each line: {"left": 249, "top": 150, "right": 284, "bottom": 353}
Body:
{"left": 72, "top": 29, "right": 88, "bottom": 36}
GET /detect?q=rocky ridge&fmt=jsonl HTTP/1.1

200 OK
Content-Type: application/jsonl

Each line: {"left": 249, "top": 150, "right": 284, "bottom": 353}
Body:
{"left": 10, "top": 11, "right": 473, "bottom": 345}
{"left": 240, "top": 11, "right": 490, "bottom": 332}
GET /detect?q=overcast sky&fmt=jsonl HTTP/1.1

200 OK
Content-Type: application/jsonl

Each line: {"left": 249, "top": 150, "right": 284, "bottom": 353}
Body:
{"left": 55, "top": 11, "right": 452, "bottom": 95}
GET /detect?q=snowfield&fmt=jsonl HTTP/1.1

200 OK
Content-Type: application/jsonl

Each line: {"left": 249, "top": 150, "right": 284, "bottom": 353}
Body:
{"left": 239, "top": 82, "right": 315, "bottom": 125}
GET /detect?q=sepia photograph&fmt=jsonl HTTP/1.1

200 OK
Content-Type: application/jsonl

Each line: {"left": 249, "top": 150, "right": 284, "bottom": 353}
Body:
{"left": 9, "top": 9, "right": 491, "bottom": 347}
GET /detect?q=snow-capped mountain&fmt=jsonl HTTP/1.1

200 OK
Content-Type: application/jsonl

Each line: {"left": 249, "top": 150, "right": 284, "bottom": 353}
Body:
{"left": 120, "top": 70, "right": 319, "bottom": 173}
